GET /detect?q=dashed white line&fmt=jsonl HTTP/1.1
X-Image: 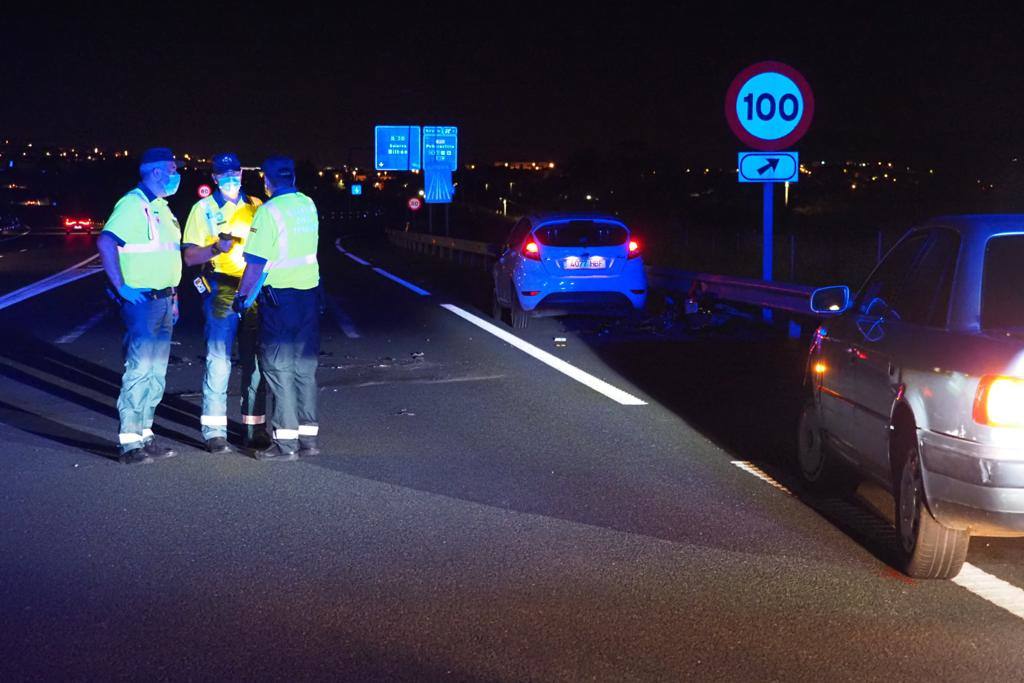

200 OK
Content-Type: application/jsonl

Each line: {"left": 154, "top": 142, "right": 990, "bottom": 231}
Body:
{"left": 440, "top": 303, "right": 647, "bottom": 406}
{"left": 730, "top": 458, "right": 1024, "bottom": 623}
{"left": 55, "top": 309, "right": 108, "bottom": 344}
{"left": 373, "top": 267, "right": 432, "bottom": 296}
{"left": 731, "top": 460, "right": 793, "bottom": 495}
{"left": 954, "top": 563, "right": 1024, "bottom": 621}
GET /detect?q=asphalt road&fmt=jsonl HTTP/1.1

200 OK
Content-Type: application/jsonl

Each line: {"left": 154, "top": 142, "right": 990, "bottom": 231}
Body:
{"left": 2, "top": 229, "right": 1024, "bottom": 681}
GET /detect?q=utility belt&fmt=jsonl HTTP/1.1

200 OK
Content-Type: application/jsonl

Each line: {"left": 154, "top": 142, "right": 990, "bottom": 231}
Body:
{"left": 105, "top": 285, "right": 175, "bottom": 305}
{"left": 145, "top": 287, "right": 176, "bottom": 300}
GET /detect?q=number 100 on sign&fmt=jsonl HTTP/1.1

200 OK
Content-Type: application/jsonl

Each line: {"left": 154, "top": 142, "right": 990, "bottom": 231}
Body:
{"left": 737, "top": 73, "right": 803, "bottom": 142}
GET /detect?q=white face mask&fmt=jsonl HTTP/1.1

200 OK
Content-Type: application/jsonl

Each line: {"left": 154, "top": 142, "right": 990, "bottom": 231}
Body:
{"left": 217, "top": 175, "right": 242, "bottom": 199}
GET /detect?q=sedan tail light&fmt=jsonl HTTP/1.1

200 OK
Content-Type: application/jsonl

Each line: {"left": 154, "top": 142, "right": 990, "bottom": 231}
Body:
{"left": 522, "top": 240, "right": 541, "bottom": 261}
{"left": 627, "top": 238, "right": 641, "bottom": 259}
{"left": 974, "top": 375, "right": 1024, "bottom": 427}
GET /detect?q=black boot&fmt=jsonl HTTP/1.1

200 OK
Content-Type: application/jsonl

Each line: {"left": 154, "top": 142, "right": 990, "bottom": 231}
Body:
{"left": 143, "top": 439, "right": 178, "bottom": 460}
{"left": 119, "top": 447, "right": 154, "bottom": 465}
{"left": 253, "top": 443, "right": 297, "bottom": 462}
{"left": 206, "top": 437, "right": 233, "bottom": 454}
{"left": 244, "top": 429, "right": 273, "bottom": 451}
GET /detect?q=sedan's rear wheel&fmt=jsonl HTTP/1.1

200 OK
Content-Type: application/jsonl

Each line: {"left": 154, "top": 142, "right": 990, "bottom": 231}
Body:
{"left": 896, "top": 444, "right": 969, "bottom": 579}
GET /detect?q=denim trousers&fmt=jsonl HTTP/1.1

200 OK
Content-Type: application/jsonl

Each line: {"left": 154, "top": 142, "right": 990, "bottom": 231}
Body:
{"left": 201, "top": 277, "right": 266, "bottom": 440}
{"left": 259, "top": 287, "right": 319, "bottom": 451}
{"left": 117, "top": 296, "right": 172, "bottom": 454}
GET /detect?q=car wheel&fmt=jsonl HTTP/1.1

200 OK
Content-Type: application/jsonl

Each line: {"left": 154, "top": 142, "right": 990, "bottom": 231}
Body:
{"left": 895, "top": 443, "right": 969, "bottom": 579}
{"left": 510, "top": 285, "right": 529, "bottom": 330}
{"left": 795, "top": 398, "right": 849, "bottom": 492}
{"left": 491, "top": 287, "right": 507, "bottom": 323}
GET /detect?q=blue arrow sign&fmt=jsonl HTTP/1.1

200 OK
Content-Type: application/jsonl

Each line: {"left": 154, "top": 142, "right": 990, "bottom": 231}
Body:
{"left": 375, "top": 125, "right": 422, "bottom": 171}
{"left": 737, "top": 151, "right": 799, "bottom": 183}
{"left": 424, "top": 167, "right": 454, "bottom": 204}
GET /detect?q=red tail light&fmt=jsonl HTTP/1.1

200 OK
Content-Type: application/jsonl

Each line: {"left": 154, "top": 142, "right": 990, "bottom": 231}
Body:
{"left": 64, "top": 218, "right": 74, "bottom": 226}
{"left": 627, "top": 238, "right": 641, "bottom": 259}
{"left": 522, "top": 241, "right": 540, "bottom": 260}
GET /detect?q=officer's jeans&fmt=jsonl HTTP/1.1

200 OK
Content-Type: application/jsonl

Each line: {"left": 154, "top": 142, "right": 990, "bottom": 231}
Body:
{"left": 201, "top": 278, "right": 267, "bottom": 441}
{"left": 117, "top": 297, "right": 172, "bottom": 454}
{"left": 259, "top": 287, "right": 319, "bottom": 452}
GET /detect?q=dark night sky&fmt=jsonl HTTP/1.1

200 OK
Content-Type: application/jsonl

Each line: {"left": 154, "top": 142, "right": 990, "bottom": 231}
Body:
{"left": 2, "top": 3, "right": 1022, "bottom": 168}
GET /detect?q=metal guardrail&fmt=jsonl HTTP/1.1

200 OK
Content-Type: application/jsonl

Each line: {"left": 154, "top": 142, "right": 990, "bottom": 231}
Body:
{"left": 385, "top": 229, "right": 814, "bottom": 316}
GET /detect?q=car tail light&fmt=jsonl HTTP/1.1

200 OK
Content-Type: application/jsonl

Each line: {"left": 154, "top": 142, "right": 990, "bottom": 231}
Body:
{"left": 974, "top": 375, "right": 1024, "bottom": 427}
{"left": 627, "top": 239, "right": 641, "bottom": 258}
{"left": 522, "top": 241, "right": 540, "bottom": 260}
{"left": 64, "top": 218, "right": 74, "bottom": 226}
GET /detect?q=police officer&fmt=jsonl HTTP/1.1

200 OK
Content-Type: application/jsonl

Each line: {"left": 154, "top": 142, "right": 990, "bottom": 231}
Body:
{"left": 235, "top": 156, "right": 320, "bottom": 461}
{"left": 182, "top": 152, "right": 270, "bottom": 454}
{"left": 96, "top": 147, "right": 183, "bottom": 464}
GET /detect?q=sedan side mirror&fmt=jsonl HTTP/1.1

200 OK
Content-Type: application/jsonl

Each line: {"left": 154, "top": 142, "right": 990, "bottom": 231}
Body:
{"left": 810, "top": 285, "right": 850, "bottom": 315}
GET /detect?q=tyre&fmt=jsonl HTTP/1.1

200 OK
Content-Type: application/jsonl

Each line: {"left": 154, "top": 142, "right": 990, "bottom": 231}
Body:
{"left": 510, "top": 286, "right": 529, "bottom": 330}
{"left": 895, "top": 443, "right": 969, "bottom": 579}
{"left": 491, "top": 287, "right": 506, "bottom": 323}
{"left": 795, "top": 398, "right": 850, "bottom": 492}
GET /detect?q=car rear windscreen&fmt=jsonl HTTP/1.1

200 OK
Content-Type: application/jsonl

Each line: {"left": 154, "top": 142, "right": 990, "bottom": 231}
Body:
{"left": 982, "top": 234, "right": 1024, "bottom": 329}
{"left": 534, "top": 221, "right": 628, "bottom": 247}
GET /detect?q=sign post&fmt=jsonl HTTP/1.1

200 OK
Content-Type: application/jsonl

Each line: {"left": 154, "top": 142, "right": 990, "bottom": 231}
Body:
{"left": 725, "top": 61, "right": 813, "bottom": 320}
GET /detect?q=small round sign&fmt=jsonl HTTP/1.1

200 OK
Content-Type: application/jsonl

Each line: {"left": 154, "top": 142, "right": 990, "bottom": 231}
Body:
{"left": 197, "top": 184, "right": 212, "bottom": 198}
{"left": 725, "top": 61, "right": 814, "bottom": 151}
{"left": 407, "top": 197, "right": 422, "bottom": 211}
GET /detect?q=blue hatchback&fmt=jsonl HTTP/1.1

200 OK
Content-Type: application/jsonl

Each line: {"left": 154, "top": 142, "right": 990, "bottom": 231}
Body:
{"left": 491, "top": 213, "right": 647, "bottom": 329}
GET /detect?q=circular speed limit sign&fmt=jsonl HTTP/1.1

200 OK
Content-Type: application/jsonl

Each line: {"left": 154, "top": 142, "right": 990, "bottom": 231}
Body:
{"left": 725, "top": 61, "right": 814, "bottom": 151}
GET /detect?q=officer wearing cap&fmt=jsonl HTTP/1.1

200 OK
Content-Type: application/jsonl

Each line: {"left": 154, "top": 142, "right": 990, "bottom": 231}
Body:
{"left": 96, "top": 147, "right": 183, "bottom": 464}
{"left": 235, "top": 156, "right": 320, "bottom": 461}
{"left": 182, "top": 152, "right": 270, "bottom": 454}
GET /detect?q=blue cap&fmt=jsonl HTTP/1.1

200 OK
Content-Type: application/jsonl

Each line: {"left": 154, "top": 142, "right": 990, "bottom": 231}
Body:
{"left": 262, "top": 155, "right": 295, "bottom": 179}
{"left": 139, "top": 147, "right": 178, "bottom": 167}
{"left": 212, "top": 152, "right": 241, "bottom": 174}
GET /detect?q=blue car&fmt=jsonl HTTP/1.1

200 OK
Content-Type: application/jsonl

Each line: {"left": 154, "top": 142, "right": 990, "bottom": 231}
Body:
{"left": 491, "top": 214, "right": 647, "bottom": 329}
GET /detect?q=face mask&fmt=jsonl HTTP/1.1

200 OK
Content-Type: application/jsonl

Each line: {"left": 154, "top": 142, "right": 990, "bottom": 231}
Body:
{"left": 218, "top": 177, "right": 241, "bottom": 199}
{"left": 164, "top": 172, "right": 181, "bottom": 196}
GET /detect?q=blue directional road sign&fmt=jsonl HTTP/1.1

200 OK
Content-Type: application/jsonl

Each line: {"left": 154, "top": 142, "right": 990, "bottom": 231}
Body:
{"left": 423, "top": 126, "right": 458, "bottom": 171}
{"left": 374, "top": 125, "right": 422, "bottom": 171}
{"left": 351, "top": 183, "right": 363, "bottom": 196}
{"left": 737, "top": 151, "right": 799, "bottom": 183}
{"left": 424, "top": 168, "right": 454, "bottom": 204}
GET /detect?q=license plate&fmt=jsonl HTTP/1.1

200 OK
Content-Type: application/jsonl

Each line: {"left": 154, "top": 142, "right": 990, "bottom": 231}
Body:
{"left": 563, "top": 256, "right": 606, "bottom": 270}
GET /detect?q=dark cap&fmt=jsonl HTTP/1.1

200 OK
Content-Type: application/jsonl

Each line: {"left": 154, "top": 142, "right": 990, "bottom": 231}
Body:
{"left": 262, "top": 155, "right": 295, "bottom": 179}
{"left": 211, "top": 152, "right": 241, "bottom": 174}
{"left": 139, "top": 147, "right": 178, "bottom": 167}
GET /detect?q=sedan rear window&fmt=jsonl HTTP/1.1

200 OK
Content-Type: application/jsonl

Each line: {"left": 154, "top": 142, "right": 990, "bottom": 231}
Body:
{"left": 982, "top": 234, "right": 1024, "bottom": 329}
{"left": 534, "top": 221, "right": 628, "bottom": 247}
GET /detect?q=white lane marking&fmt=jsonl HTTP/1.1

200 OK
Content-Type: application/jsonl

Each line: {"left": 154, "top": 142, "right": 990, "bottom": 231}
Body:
{"left": 374, "top": 267, "right": 431, "bottom": 296}
{"left": 328, "top": 297, "right": 361, "bottom": 339}
{"left": 731, "top": 461, "right": 793, "bottom": 495}
{"left": 954, "top": 563, "right": 1024, "bottom": 621}
{"left": 334, "top": 239, "right": 372, "bottom": 266}
{"left": 345, "top": 252, "right": 372, "bottom": 266}
{"left": 0, "top": 229, "right": 29, "bottom": 244}
{"left": 0, "top": 254, "right": 102, "bottom": 311}
{"left": 19, "top": 248, "right": 27, "bottom": 252}
{"left": 732, "top": 458, "right": 1024, "bottom": 622}
{"left": 55, "top": 308, "right": 108, "bottom": 344}
{"left": 440, "top": 303, "right": 647, "bottom": 406}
